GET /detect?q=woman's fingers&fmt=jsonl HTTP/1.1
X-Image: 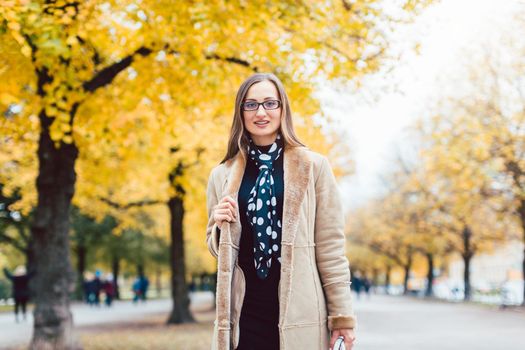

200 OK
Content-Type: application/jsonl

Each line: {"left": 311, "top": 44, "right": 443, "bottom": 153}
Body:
{"left": 218, "top": 196, "right": 238, "bottom": 218}
{"left": 216, "top": 208, "right": 236, "bottom": 221}
{"left": 330, "top": 329, "right": 355, "bottom": 350}
{"left": 213, "top": 195, "right": 239, "bottom": 228}
{"left": 216, "top": 214, "right": 233, "bottom": 223}
{"left": 220, "top": 202, "right": 237, "bottom": 218}
{"left": 221, "top": 195, "right": 238, "bottom": 212}
{"left": 330, "top": 328, "right": 355, "bottom": 350}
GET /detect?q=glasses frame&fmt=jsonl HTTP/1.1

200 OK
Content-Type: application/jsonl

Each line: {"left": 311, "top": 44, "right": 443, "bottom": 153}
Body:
{"left": 242, "top": 99, "right": 281, "bottom": 112}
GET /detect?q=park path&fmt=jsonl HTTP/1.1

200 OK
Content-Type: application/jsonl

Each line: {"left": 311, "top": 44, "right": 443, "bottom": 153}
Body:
{"left": 352, "top": 293, "right": 525, "bottom": 350}
{"left": 0, "top": 292, "right": 214, "bottom": 349}
{"left": 2, "top": 292, "right": 525, "bottom": 349}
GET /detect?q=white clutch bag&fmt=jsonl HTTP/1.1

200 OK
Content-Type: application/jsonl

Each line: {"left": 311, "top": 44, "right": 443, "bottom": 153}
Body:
{"left": 333, "top": 336, "right": 346, "bottom": 350}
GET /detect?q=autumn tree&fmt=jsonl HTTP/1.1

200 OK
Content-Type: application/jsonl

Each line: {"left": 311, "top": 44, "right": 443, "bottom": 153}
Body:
{"left": 402, "top": 10, "right": 525, "bottom": 301}
{"left": 1, "top": 1, "right": 433, "bottom": 347}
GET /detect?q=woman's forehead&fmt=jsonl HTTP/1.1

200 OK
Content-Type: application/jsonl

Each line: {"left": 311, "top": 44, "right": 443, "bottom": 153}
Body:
{"left": 246, "top": 80, "right": 278, "bottom": 99}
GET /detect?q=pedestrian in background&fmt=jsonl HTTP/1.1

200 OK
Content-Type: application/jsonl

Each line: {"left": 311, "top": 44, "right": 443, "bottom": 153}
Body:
{"left": 102, "top": 273, "right": 116, "bottom": 307}
{"left": 363, "top": 275, "right": 372, "bottom": 299}
{"left": 351, "top": 271, "right": 363, "bottom": 300}
{"left": 84, "top": 271, "right": 102, "bottom": 306}
{"left": 132, "top": 273, "right": 149, "bottom": 303}
{"left": 3, "top": 265, "right": 32, "bottom": 322}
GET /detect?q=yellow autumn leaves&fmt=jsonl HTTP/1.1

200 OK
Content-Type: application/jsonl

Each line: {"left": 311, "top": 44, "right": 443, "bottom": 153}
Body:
{"left": 347, "top": 13, "right": 525, "bottom": 294}
{"left": 0, "top": 1, "right": 432, "bottom": 275}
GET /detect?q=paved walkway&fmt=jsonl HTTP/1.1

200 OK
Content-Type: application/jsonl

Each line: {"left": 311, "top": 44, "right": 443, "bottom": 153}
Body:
{"left": 0, "top": 292, "right": 213, "bottom": 349}
{"left": 352, "top": 294, "right": 525, "bottom": 350}
{"left": 2, "top": 292, "right": 524, "bottom": 349}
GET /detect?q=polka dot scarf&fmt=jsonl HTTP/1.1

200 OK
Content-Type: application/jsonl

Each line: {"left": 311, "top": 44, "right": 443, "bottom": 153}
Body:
{"left": 246, "top": 134, "right": 284, "bottom": 279}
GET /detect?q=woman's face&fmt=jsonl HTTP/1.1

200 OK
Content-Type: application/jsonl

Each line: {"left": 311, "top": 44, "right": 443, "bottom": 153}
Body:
{"left": 243, "top": 80, "right": 282, "bottom": 146}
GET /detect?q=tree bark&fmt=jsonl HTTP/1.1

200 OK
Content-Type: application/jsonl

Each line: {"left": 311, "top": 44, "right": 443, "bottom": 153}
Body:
{"left": 26, "top": 238, "right": 36, "bottom": 300}
{"left": 402, "top": 264, "right": 410, "bottom": 295}
{"left": 156, "top": 266, "right": 162, "bottom": 298}
{"left": 385, "top": 265, "right": 391, "bottom": 294}
{"left": 111, "top": 256, "right": 120, "bottom": 300}
{"left": 425, "top": 253, "right": 434, "bottom": 298}
{"left": 372, "top": 268, "right": 379, "bottom": 289}
{"left": 30, "top": 108, "right": 80, "bottom": 349}
{"left": 462, "top": 225, "right": 474, "bottom": 301}
{"left": 523, "top": 229, "right": 525, "bottom": 306}
{"left": 166, "top": 195, "right": 194, "bottom": 324}
{"left": 402, "top": 251, "right": 413, "bottom": 295}
{"left": 518, "top": 200, "right": 525, "bottom": 306}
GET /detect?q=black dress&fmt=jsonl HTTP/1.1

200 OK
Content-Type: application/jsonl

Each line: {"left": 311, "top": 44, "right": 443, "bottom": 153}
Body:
{"left": 236, "top": 144, "right": 284, "bottom": 350}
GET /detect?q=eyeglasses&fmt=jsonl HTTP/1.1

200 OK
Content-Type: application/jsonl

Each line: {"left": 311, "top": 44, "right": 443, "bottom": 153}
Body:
{"left": 242, "top": 100, "right": 281, "bottom": 111}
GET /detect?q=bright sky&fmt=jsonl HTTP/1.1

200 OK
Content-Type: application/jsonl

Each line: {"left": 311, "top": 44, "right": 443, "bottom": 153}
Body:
{"left": 320, "top": 0, "right": 523, "bottom": 210}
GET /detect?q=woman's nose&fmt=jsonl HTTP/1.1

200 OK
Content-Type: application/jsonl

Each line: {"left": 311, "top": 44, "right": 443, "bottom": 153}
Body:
{"left": 255, "top": 104, "right": 267, "bottom": 117}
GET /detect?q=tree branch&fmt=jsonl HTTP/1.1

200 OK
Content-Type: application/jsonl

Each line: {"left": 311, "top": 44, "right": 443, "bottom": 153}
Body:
{"left": 0, "top": 232, "right": 27, "bottom": 254}
{"left": 99, "top": 197, "right": 165, "bottom": 210}
{"left": 83, "top": 46, "right": 153, "bottom": 92}
{"left": 84, "top": 45, "right": 259, "bottom": 94}
{"left": 205, "top": 53, "right": 258, "bottom": 72}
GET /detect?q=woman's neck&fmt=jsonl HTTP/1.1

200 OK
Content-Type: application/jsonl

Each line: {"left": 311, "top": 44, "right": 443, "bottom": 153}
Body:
{"left": 251, "top": 134, "right": 277, "bottom": 146}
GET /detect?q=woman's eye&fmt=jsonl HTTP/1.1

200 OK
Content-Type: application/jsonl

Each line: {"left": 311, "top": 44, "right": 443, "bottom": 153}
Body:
{"left": 244, "top": 102, "right": 258, "bottom": 110}
{"left": 264, "top": 101, "right": 278, "bottom": 109}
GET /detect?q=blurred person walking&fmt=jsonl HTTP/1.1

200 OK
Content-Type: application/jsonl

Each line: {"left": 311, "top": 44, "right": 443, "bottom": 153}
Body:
{"left": 351, "top": 271, "right": 363, "bottom": 300}
{"left": 3, "top": 265, "right": 32, "bottom": 322}
{"left": 206, "top": 73, "right": 356, "bottom": 350}
{"left": 363, "top": 275, "right": 372, "bottom": 300}
{"left": 102, "top": 273, "right": 116, "bottom": 307}
{"left": 132, "top": 273, "right": 149, "bottom": 303}
{"left": 84, "top": 271, "right": 102, "bottom": 306}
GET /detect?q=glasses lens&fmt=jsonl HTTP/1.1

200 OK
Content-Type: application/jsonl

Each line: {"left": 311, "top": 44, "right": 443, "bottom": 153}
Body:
{"left": 263, "top": 100, "right": 280, "bottom": 110}
{"left": 243, "top": 101, "right": 258, "bottom": 111}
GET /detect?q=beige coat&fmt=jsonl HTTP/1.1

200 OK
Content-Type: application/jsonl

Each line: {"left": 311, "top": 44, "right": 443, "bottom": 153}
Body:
{"left": 206, "top": 146, "right": 356, "bottom": 350}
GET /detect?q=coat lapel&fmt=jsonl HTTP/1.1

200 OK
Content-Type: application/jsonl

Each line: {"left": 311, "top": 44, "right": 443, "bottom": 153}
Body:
{"left": 223, "top": 152, "right": 246, "bottom": 248}
{"left": 217, "top": 146, "right": 312, "bottom": 342}
{"left": 279, "top": 146, "right": 311, "bottom": 327}
{"left": 281, "top": 146, "right": 311, "bottom": 244}
{"left": 222, "top": 146, "right": 312, "bottom": 249}
{"left": 215, "top": 153, "right": 246, "bottom": 350}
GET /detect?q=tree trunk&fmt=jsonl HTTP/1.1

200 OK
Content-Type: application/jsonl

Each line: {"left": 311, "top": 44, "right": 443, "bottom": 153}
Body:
{"left": 372, "top": 268, "right": 379, "bottom": 289}
{"left": 166, "top": 195, "right": 194, "bottom": 324}
{"left": 30, "top": 108, "right": 80, "bottom": 349}
{"left": 385, "top": 265, "right": 391, "bottom": 294}
{"left": 462, "top": 225, "right": 473, "bottom": 302}
{"left": 26, "top": 238, "right": 36, "bottom": 299}
{"left": 425, "top": 253, "right": 434, "bottom": 298}
{"left": 111, "top": 256, "right": 120, "bottom": 300}
{"left": 137, "top": 264, "right": 144, "bottom": 277}
{"left": 518, "top": 200, "right": 525, "bottom": 306}
{"left": 402, "top": 264, "right": 410, "bottom": 295}
{"left": 402, "top": 251, "right": 413, "bottom": 295}
{"left": 156, "top": 266, "right": 162, "bottom": 298}
{"left": 75, "top": 245, "right": 87, "bottom": 301}
{"left": 523, "top": 230, "right": 525, "bottom": 306}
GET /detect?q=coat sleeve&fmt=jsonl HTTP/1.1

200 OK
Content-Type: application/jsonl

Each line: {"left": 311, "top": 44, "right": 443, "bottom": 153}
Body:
{"left": 206, "top": 167, "right": 221, "bottom": 259}
{"left": 314, "top": 156, "right": 357, "bottom": 330}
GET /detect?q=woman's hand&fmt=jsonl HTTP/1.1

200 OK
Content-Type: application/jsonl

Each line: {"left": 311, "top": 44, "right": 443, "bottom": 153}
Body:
{"left": 213, "top": 195, "right": 238, "bottom": 229}
{"left": 330, "top": 328, "right": 355, "bottom": 349}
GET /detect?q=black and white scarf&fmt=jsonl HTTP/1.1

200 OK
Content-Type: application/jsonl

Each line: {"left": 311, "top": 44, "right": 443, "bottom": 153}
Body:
{"left": 246, "top": 134, "right": 284, "bottom": 279}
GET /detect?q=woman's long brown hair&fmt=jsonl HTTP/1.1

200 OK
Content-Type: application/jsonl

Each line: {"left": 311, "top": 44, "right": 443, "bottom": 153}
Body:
{"left": 220, "top": 73, "right": 306, "bottom": 163}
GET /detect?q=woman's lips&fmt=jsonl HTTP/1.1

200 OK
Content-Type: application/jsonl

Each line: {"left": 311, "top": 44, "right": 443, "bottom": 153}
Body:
{"left": 254, "top": 121, "right": 269, "bottom": 128}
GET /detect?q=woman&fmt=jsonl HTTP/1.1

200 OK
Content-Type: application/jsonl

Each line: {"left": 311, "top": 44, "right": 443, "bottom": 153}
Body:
{"left": 206, "top": 73, "right": 356, "bottom": 350}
